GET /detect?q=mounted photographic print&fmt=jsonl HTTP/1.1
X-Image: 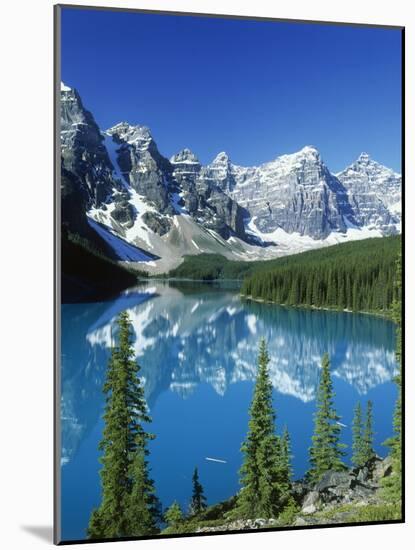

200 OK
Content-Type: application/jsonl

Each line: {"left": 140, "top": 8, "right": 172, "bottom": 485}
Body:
{"left": 54, "top": 4, "right": 404, "bottom": 545}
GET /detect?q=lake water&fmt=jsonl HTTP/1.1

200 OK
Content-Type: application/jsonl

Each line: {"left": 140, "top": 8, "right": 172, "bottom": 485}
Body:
{"left": 60, "top": 281, "right": 398, "bottom": 541}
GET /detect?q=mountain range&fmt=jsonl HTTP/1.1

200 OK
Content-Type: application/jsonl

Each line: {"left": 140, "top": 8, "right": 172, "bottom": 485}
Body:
{"left": 60, "top": 82, "right": 401, "bottom": 274}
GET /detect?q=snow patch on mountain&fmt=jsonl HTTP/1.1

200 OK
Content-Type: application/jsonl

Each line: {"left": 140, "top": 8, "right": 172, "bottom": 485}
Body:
{"left": 87, "top": 218, "right": 156, "bottom": 262}
{"left": 103, "top": 133, "right": 129, "bottom": 189}
{"left": 60, "top": 84, "right": 401, "bottom": 273}
{"left": 336, "top": 152, "right": 401, "bottom": 233}
{"left": 246, "top": 216, "right": 383, "bottom": 254}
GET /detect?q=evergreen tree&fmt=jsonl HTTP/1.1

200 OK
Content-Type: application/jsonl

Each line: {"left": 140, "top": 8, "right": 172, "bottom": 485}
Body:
{"left": 234, "top": 339, "right": 288, "bottom": 519}
{"left": 239, "top": 235, "right": 400, "bottom": 314}
{"left": 276, "top": 426, "right": 295, "bottom": 510}
{"left": 352, "top": 402, "right": 365, "bottom": 467}
{"left": 280, "top": 426, "right": 293, "bottom": 484}
{"left": 164, "top": 501, "right": 183, "bottom": 528}
{"left": 189, "top": 467, "right": 207, "bottom": 516}
{"left": 362, "top": 400, "right": 375, "bottom": 464}
{"left": 382, "top": 253, "right": 402, "bottom": 506}
{"left": 308, "top": 353, "right": 347, "bottom": 483}
{"left": 88, "top": 312, "right": 159, "bottom": 539}
{"left": 124, "top": 447, "right": 160, "bottom": 536}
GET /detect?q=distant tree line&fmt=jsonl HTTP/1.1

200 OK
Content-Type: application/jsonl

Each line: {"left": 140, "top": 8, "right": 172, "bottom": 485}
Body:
{"left": 241, "top": 236, "right": 400, "bottom": 314}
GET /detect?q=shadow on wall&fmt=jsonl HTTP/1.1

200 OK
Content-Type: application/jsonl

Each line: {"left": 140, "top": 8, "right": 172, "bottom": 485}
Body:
{"left": 21, "top": 525, "right": 53, "bottom": 543}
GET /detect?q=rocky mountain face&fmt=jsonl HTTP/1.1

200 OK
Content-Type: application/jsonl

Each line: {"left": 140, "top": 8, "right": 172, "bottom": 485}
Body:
{"left": 202, "top": 146, "right": 359, "bottom": 239}
{"left": 106, "top": 122, "right": 173, "bottom": 213}
{"left": 336, "top": 152, "right": 401, "bottom": 234}
{"left": 170, "top": 148, "right": 247, "bottom": 239}
{"left": 60, "top": 83, "right": 117, "bottom": 209}
{"left": 60, "top": 83, "right": 401, "bottom": 272}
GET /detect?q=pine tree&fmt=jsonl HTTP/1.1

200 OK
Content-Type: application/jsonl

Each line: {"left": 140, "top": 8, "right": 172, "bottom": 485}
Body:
{"left": 382, "top": 253, "right": 402, "bottom": 506}
{"left": 352, "top": 402, "right": 365, "bottom": 467}
{"left": 164, "top": 501, "right": 183, "bottom": 528}
{"left": 362, "top": 400, "right": 375, "bottom": 464}
{"left": 124, "top": 446, "right": 160, "bottom": 536}
{"left": 234, "top": 339, "right": 287, "bottom": 519}
{"left": 88, "top": 312, "right": 160, "bottom": 539}
{"left": 307, "top": 353, "right": 347, "bottom": 483}
{"left": 239, "top": 236, "right": 400, "bottom": 314}
{"left": 276, "top": 426, "right": 295, "bottom": 511}
{"left": 280, "top": 427, "right": 293, "bottom": 484}
{"left": 189, "top": 467, "right": 207, "bottom": 516}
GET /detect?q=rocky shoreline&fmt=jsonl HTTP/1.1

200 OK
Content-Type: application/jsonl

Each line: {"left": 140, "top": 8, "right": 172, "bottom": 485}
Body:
{"left": 194, "top": 456, "right": 394, "bottom": 533}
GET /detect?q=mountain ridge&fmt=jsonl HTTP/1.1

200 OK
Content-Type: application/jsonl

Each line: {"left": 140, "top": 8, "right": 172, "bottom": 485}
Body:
{"left": 60, "top": 82, "right": 401, "bottom": 274}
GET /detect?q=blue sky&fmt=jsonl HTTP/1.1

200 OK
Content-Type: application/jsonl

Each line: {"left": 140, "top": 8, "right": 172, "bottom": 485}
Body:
{"left": 61, "top": 7, "right": 402, "bottom": 172}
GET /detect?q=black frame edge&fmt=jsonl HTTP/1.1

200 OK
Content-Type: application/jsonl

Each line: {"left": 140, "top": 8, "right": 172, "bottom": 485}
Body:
{"left": 54, "top": 3, "right": 62, "bottom": 546}
{"left": 400, "top": 26, "right": 405, "bottom": 524}
{"left": 55, "top": 2, "right": 404, "bottom": 30}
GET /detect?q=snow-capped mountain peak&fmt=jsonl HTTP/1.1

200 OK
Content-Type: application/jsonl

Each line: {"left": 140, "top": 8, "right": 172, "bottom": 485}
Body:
{"left": 336, "top": 154, "right": 401, "bottom": 231}
{"left": 357, "top": 151, "right": 371, "bottom": 163}
{"left": 60, "top": 84, "right": 401, "bottom": 274}
{"left": 60, "top": 81, "right": 72, "bottom": 92}
{"left": 338, "top": 153, "right": 401, "bottom": 183}
{"left": 170, "top": 148, "right": 200, "bottom": 165}
{"left": 298, "top": 144, "right": 320, "bottom": 156}
{"left": 212, "top": 151, "right": 231, "bottom": 165}
{"left": 271, "top": 145, "right": 321, "bottom": 168}
{"left": 106, "top": 122, "right": 153, "bottom": 149}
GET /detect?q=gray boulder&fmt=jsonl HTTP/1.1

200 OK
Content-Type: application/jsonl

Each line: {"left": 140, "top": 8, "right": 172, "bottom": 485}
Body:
{"left": 315, "top": 470, "right": 352, "bottom": 492}
{"left": 373, "top": 455, "right": 393, "bottom": 480}
{"left": 302, "top": 490, "right": 321, "bottom": 514}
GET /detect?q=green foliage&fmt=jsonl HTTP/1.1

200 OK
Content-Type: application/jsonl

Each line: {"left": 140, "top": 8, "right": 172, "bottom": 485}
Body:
{"left": 164, "top": 501, "right": 183, "bottom": 527}
{"left": 87, "top": 312, "right": 159, "bottom": 539}
{"left": 62, "top": 229, "right": 138, "bottom": 302}
{"left": 241, "top": 235, "right": 401, "bottom": 314}
{"left": 168, "top": 253, "right": 252, "bottom": 280}
{"left": 308, "top": 353, "right": 347, "bottom": 483}
{"left": 352, "top": 401, "right": 375, "bottom": 467}
{"left": 168, "top": 236, "right": 400, "bottom": 290}
{"left": 233, "top": 339, "right": 292, "bottom": 519}
{"left": 346, "top": 503, "right": 401, "bottom": 522}
{"left": 276, "top": 499, "right": 300, "bottom": 526}
{"left": 87, "top": 509, "right": 105, "bottom": 539}
{"left": 124, "top": 448, "right": 161, "bottom": 536}
{"left": 381, "top": 253, "right": 402, "bottom": 507}
{"left": 352, "top": 402, "right": 365, "bottom": 467}
{"left": 362, "top": 400, "right": 375, "bottom": 463}
{"left": 197, "top": 496, "right": 238, "bottom": 521}
{"left": 277, "top": 427, "right": 293, "bottom": 499}
{"left": 161, "top": 517, "right": 225, "bottom": 536}
{"left": 315, "top": 502, "right": 400, "bottom": 523}
{"left": 189, "top": 467, "right": 207, "bottom": 516}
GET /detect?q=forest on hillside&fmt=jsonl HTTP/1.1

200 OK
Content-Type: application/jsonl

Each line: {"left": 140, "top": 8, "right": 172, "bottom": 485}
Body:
{"left": 240, "top": 236, "right": 401, "bottom": 314}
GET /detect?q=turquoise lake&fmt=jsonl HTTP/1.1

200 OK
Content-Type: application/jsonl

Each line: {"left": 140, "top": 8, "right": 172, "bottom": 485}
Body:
{"left": 60, "top": 281, "right": 398, "bottom": 541}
